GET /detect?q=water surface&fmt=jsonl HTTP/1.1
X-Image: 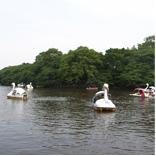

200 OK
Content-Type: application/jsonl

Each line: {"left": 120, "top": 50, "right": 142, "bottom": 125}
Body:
{"left": 0, "top": 86, "right": 155, "bottom": 154}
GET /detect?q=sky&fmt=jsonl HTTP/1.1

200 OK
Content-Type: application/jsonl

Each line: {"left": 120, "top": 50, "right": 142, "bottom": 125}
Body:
{"left": 0, "top": 0, "right": 155, "bottom": 70}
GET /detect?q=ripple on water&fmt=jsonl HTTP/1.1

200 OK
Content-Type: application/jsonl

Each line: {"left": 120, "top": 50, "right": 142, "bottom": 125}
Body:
{"left": 0, "top": 87, "right": 154, "bottom": 155}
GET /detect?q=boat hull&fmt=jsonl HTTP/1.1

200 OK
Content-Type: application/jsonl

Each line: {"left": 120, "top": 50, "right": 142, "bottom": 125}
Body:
{"left": 93, "top": 106, "right": 115, "bottom": 111}
{"left": 129, "top": 94, "right": 149, "bottom": 98}
{"left": 7, "top": 96, "right": 24, "bottom": 100}
{"left": 26, "top": 87, "right": 33, "bottom": 89}
{"left": 7, "top": 94, "right": 28, "bottom": 100}
{"left": 92, "top": 99, "right": 116, "bottom": 112}
{"left": 86, "top": 88, "right": 98, "bottom": 90}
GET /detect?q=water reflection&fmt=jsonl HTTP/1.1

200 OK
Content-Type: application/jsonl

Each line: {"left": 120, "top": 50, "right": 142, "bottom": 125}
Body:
{"left": 93, "top": 111, "right": 115, "bottom": 137}
{"left": 131, "top": 96, "right": 150, "bottom": 102}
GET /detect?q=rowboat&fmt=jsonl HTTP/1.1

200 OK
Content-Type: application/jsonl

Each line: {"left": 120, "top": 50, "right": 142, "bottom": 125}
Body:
{"left": 86, "top": 87, "right": 98, "bottom": 90}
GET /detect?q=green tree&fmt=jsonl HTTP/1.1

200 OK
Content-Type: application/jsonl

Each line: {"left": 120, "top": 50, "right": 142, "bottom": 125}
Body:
{"left": 0, "top": 35, "right": 154, "bottom": 89}
{"left": 103, "top": 48, "right": 126, "bottom": 86}
{"left": 34, "top": 48, "right": 62, "bottom": 87}
{"left": 119, "top": 40, "right": 155, "bottom": 87}
{"left": 59, "top": 46, "right": 102, "bottom": 85}
{"left": 138, "top": 35, "right": 155, "bottom": 50}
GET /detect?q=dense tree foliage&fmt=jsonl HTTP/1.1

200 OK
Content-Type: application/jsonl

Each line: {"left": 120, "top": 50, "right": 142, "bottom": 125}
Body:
{"left": 33, "top": 48, "right": 62, "bottom": 87}
{"left": 0, "top": 35, "right": 155, "bottom": 88}
{"left": 59, "top": 46, "right": 103, "bottom": 85}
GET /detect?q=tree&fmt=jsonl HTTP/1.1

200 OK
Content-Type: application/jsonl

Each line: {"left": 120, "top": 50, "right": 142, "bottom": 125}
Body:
{"left": 103, "top": 48, "right": 126, "bottom": 86}
{"left": 0, "top": 35, "right": 154, "bottom": 88}
{"left": 138, "top": 35, "right": 155, "bottom": 50}
{"left": 59, "top": 46, "right": 102, "bottom": 85}
{"left": 118, "top": 44, "right": 155, "bottom": 87}
{"left": 34, "top": 48, "right": 63, "bottom": 87}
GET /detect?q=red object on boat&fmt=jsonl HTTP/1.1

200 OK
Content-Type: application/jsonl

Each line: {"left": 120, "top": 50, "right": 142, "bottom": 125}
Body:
{"left": 86, "top": 87, "right": 98, "bottom": 90}
{"left": 130, "top": 88, "right": 148, "bottom": 98}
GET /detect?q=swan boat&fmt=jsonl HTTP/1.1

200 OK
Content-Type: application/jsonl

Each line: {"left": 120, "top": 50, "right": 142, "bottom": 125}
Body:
{"left": 92, "top": 84, "right": 116, "bottom": 111}
{"left": 25, "top": 82, "right": 33, "bottom": 89}
{"left": 17, "top": 82, "right": 25, "bottom": 88}
{"left": 149, "top": 86, "right": 155, "bottom": 97}
{"left": 144, "top": 83, "right": 155, "bottom": 97}
{"left": 130, "top": 83, "right": 155, "bottom": 98}
{"left": 129, "top": 88, "right": 149, "bottom": 98}
{"left": 7, "top": 83, "right": 28, "bottom": 99}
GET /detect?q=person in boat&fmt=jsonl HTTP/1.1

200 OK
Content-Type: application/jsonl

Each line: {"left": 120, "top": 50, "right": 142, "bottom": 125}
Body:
{"left": 101, "top": 94, "right": 104, "bottom": 98}
{"left": 12, "top": 90, "right": 16, "bottom": 95}
{"left": 94, "top": 93, "right": 104, "bottom": 103}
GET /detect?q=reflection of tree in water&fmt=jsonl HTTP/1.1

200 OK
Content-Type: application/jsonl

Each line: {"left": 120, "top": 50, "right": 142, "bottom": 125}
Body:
{"left": 31, "top": 95, "right": 94, "bottom": 131}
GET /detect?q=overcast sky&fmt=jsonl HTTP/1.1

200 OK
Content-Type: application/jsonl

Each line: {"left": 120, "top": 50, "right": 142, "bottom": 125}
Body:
{"left": 0, "top": 0, "right": 155, "bottom": 70}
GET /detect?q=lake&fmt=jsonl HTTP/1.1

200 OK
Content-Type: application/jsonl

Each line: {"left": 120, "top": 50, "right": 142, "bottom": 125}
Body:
{"left": 0, "top": 86, "right": 155, "bottom": 155}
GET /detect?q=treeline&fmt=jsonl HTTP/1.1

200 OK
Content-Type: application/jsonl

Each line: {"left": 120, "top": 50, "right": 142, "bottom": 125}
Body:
{"left": 0, "top": 35, "right": 155, "bottom": 88}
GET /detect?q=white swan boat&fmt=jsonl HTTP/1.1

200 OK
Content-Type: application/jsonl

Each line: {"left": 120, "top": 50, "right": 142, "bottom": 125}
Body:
{"left": 17, "top": 82, "right": 25, "bottom": 88}
{"left": 92, "top": 84, "right": 116, "bottom": 111}
{"left": 25, "top": 82, "right": 33, "bottom": 89}
{"left": 7, "top": 83, "right": 28, "bottom": 99}
{"left": 149, "top": 86, "right": 155, "bottom": 97}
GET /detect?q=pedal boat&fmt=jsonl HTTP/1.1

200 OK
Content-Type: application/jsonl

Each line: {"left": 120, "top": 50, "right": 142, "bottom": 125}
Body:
{"left": 143, "top": 83, "right": 155, "bottom": 97}
{"left": 17, "top": 82, "right": 25, "bottom": 88}
{"left": 129, "top": 88, "right": 149, "bottom": 98}
{"left": 149, "top": 86, "right": 155, "bottom": 97}
{"left": 7, "top": 83, "right": 28, "bottom": 99}
{"left": 92, "top": 84, "right": 116, "bottom": 111}
{"left": 25, "top": 82, "right": 33, "bottom": 89}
